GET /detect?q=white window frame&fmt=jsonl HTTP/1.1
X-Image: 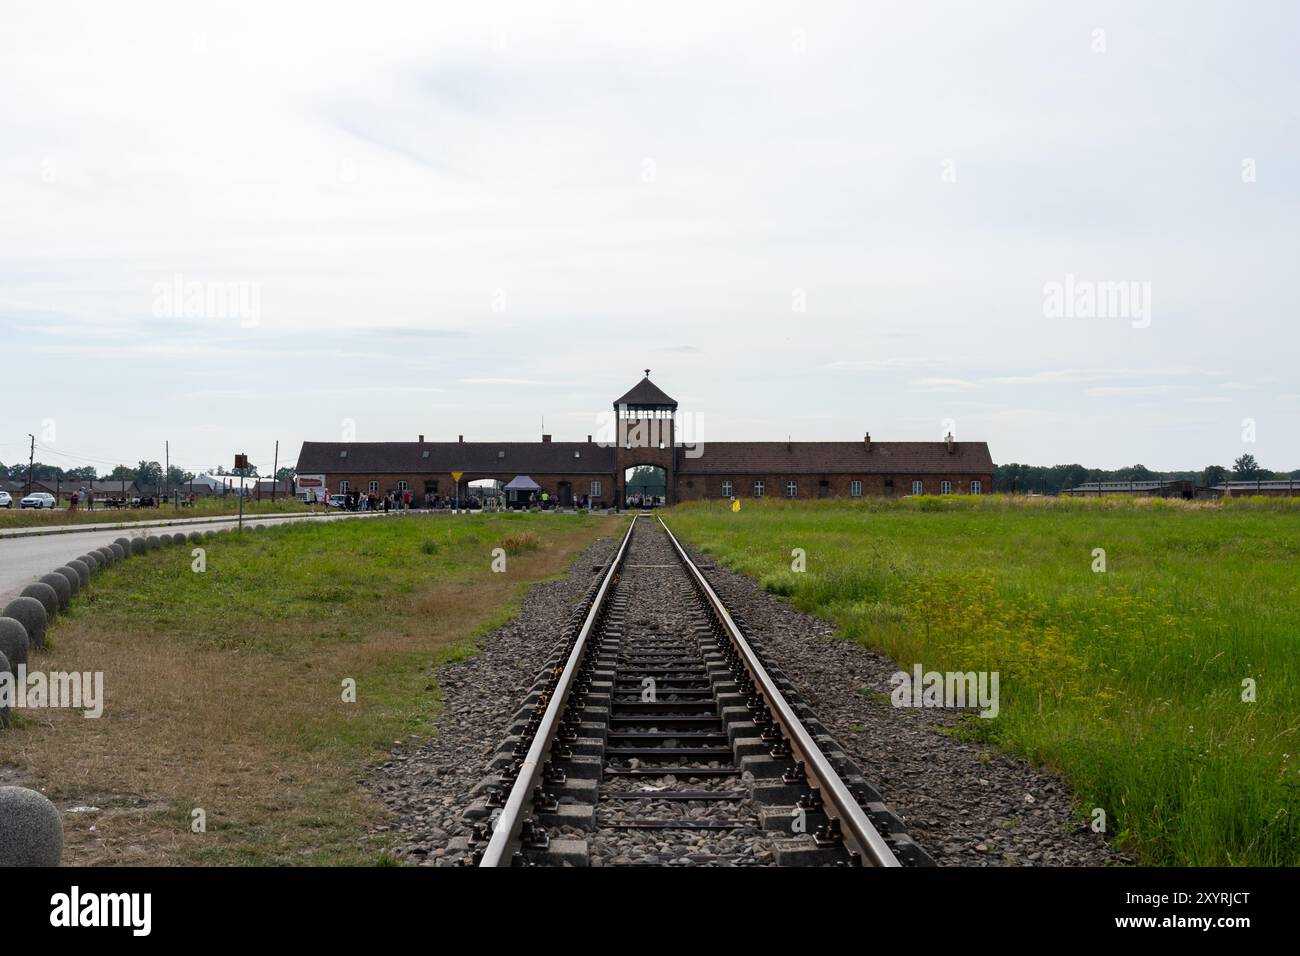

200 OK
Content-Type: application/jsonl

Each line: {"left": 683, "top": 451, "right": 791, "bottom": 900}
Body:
{"left": 398, "top": 480, "right": 408, "bottom": 493}
{"left": 971, "top": 480, "right": 982, "bottom": 495}
{"left": 912, "top": 480, "right": 924, "bottom": 495}
{"left": 590, "top": 480, "right": 602, "bottom": 497}
{"left": 339, "top": 480, "right": 350, "bottom": 493}
{"left": 721, "top": 480, "right": 733, "bottom": 497}
{"left": 368, "top": 480, "right": 379, "bottom": 493}
{"left": 941, "top": 480, "right": 952, "bottom": 495}
{"left": 850, "top": 480, "right": 862, "bottom": 497}
{"left": 785, "top": 480, "right": 798, "bottom": 498}
{"left": 753, "top": 480, "right": 765, "bottom": 497}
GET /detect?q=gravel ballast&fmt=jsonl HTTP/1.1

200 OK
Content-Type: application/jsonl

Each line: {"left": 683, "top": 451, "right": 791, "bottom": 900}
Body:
{"left": 370, "top": 524, "right": 1118, "bottom": 867}
{"left": 683, "top": 543, "right": 1118, "bottom": 867}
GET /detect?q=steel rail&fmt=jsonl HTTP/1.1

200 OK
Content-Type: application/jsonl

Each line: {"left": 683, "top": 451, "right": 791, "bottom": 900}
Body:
{"left": 658, "top": 516, "right": 902, "bottom": 867}
{"left": 478, "top": 514, "right": 641, "bottom": 866}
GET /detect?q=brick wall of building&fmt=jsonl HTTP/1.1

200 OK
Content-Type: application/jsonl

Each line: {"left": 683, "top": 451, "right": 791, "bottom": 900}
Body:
{"left": 673, "top": 472, "right": 992, "bottom": 501}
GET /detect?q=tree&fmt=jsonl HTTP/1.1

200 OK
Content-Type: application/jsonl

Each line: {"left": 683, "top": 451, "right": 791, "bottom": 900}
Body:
{"left": 1233, "top": 454, "right": 1262, "bottom": 480}
{"left": 1202, "top": 465, "right": 1227, "bottom": 486}
{"left": 107, "top": 464, "right": 135, "bottom": 481}
{"left": 275, "top": 466, "right": 296, "bottom": 481}
{"left": 135, "top": 460, "right": 164, "bottom": 485}
{"left": 166, "top": 465, "right": 193, "bottom": 487}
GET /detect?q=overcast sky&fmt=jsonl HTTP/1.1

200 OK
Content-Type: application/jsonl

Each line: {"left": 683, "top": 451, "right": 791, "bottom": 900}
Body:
{"left": 1, "top": 1, "right": 1296, "bottom": 475}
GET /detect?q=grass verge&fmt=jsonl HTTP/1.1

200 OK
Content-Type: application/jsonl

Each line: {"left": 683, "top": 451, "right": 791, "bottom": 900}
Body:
{"left": 0, "top": 511, "right": 621, "bottom": 865}
{"left": 0, "top": 497, "right": 316, "bottom": 531}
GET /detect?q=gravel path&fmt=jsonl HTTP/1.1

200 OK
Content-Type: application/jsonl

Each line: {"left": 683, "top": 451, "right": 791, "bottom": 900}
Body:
{"left": 370, "top": 523, "right": 1120, "bottom": 867}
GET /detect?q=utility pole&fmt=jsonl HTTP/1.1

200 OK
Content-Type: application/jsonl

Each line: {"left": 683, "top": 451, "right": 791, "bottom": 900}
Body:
{"left": 25, "top": 433, "right": 35, "bottom": 495}
{"left": 271, "top": 440, "right": 278, "bottom": 502}
{"left": 166, "top": 440, "right": 173, "bottom": 509}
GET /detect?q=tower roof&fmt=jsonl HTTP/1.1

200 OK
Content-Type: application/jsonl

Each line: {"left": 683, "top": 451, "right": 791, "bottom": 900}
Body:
{"left": 614, "top": 370, "right": 677, "bottom": 409}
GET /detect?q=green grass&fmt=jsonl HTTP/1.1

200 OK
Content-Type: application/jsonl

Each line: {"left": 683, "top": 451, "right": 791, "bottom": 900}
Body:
{"left": 666, "top": 495, "right": 1300, "bottom": 866}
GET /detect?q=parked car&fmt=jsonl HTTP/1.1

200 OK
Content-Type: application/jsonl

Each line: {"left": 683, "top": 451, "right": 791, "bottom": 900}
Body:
{"left": 0, "top": 491, "right": 12, "bottom": 508}
{"left": 20, "top": 492, "right": 56, "bottom": 509}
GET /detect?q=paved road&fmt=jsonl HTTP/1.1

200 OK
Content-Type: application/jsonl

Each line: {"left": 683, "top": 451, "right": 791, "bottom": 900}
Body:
{"left": 0, "top": 510, "right": 379, "bottom": 605}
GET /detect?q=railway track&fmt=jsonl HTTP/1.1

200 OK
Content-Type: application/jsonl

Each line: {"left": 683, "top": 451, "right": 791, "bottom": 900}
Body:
{"left": 449, "top": 514, "right": 931, "bottom": 867}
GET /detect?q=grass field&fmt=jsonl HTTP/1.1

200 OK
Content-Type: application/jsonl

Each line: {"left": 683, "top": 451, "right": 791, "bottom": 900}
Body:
{"left": 667, "top": 495, "right": 1300, "bottom": 867}
{"left": 0, "top": 496, "right": 315, "bottom": 530}
{"left": 0, "top": 511, "right": 620, "bottom": 865}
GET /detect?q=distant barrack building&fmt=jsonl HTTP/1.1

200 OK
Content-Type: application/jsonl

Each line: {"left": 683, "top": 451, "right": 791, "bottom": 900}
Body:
{"left": 1063, "top": 479, "right": 1300, "bottom": 499}
{"left": 294, "top": 373, "right": 995, "bottom": 506}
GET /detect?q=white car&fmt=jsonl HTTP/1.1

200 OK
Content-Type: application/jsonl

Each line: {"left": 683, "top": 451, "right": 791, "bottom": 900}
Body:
{"left": 20, "top": 492, "right": 56, "bottom": 509}
{"left": 0, "top": 491, "right": 11, "bottom": 508}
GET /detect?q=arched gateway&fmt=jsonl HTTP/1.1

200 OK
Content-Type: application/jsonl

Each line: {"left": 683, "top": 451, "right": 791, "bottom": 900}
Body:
{"left": 295, "top": 371, "right": 994, "bottom": 507}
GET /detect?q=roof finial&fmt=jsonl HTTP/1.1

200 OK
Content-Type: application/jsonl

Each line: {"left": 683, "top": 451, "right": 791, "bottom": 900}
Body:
{"left": 644, "top": 368, "right": 651, "bottom": 378}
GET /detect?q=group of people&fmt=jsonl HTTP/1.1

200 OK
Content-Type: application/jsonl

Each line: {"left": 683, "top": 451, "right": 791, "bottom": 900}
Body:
{"left": 325, "top": 489, "right": 610, "bottom": 513}
{"left": 623, "top": 493, "right": 664, "bottom": 508}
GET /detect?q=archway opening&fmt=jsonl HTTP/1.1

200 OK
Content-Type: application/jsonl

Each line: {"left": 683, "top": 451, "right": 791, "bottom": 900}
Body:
{"left": 624, "top": 465, "right": 667, "bottom": 508}
{"left": 468, "top": 478, "right": 502, "bottom": 509}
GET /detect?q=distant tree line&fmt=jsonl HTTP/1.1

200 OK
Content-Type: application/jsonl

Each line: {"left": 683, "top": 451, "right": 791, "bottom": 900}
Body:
{"left": 995, "top": 455, "right": 1300, "bottom": 494}
{"left": 0, "top": 459, "right": 297, "bottom": 486}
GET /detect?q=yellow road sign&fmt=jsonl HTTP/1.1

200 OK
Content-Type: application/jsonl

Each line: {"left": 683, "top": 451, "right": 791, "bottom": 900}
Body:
{"left": 451, "top": 471, "right": 463, "bottom": 482}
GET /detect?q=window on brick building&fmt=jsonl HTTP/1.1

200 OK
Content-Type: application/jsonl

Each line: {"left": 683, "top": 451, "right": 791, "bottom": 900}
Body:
{"left": 971, "top": 480, "right": 982, "bottom": 495}
{"left": 368, "top": 481, "right": 379, "bottom": 493}
{"left": 785, "top": 480, "right": 798, "bottom": 498}
{"left": 850, "top": 480, "right": 862, "bottom": 497}
{"left": 721, "top": 480, "right": 733, "bottom": 497}
{"left": 753, "top": 480, "right": 765, "bottom": 497}
{"left": 590, "top": 480, "right": 602, "bottom": 497}
{"left": 398, "top": 481, "right": 408, "bottom": 492}
{"left": 941, "top": 480, "right": 952, "bottom": 494}
{"left": 339, "top": 480, "right": 350, "bottom": 493}
{"left": 912, "top": 480, "right": 924, "bottom": 495}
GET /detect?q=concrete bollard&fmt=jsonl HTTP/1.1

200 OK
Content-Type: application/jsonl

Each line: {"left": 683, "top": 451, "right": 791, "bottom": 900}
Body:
{"left": 0, "top": 787, "right": 64, "bottom": 866}
{"left": 145, "top": 536, "right": 161, "bottom": 550}
{"left": 108, "top": 543, "right": 126, "bottom": 561}
{"left": 66, "top": 559, "right": 91, "bottom": 590}
{"left": 129, "top": 537, "right": 147, "bottom": 556}
{"left": 114, "top": 537, "right": 132, "bottom": 556}
{"left": 78, "top": 552, "right": 101, "bottom": 573}
{"left": 19, "top": 583, "right": 59, "bottom": 620}
{"left": 2, "top": 598, "right": 48, "bottom": 651}
{"left": 0, "top": 618, "right": 29, "bottom": 672}
{"left": 188, "top": 531, "right": 203, "bottom": 544}
{"left": 39, "top": 573, "right": 71, "bottom": 612}
{"left": 53, "top": 567, "right": 80, "bottom": 599}
{"left": 95, "top": 546, "right": 116, "bottom": 566}
{"left": 0, "top": 649, "right": 10, "bottom": 728}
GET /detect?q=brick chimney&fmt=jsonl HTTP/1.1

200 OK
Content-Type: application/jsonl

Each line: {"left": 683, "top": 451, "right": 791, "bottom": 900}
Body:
{"left": 458, "top": 435, "right": 464, "bottom": 443}
{"left": 418, "top": 434, "right": 424, "bottom": 443}
{"left": 587, "top": 434, "right": 592, "bottom": 443}
{"left": 864, "top": 432, "right": 872, "bottom": 452}
{"left": 542, "top": 434, "right": 552, "bottom": 443}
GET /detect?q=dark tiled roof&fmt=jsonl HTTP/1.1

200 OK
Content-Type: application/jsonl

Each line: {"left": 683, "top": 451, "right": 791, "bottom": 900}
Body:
{"left": 613, "top": 375, "right": 677, "bottom": 409}
{"left": 296, "top": 441, "right": 617, "bottom": 476}
{"left": 675, "top": 441, "right": 994, "bottom": 475}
